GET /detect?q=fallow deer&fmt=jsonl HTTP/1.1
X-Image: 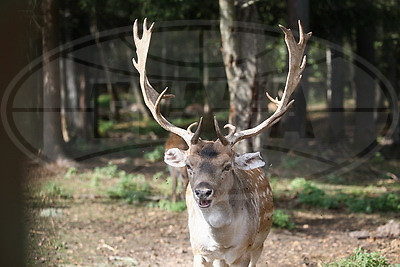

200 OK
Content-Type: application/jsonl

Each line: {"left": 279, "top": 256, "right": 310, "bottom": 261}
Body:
{"left": 165, "top": 132, "right": 189, "bottom": 202}
{"left": 132, "top": 18, "right": 311, "bottom": 266}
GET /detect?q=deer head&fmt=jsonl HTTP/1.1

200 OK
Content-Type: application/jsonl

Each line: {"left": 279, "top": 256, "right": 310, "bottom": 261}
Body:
{"left": 132, "top": 19, "right": 311, "bottom": 209}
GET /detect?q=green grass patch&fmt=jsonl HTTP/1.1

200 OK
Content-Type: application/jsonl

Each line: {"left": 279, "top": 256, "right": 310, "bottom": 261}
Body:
{"left": 346, "top": 193, "right": 400, "bottom": 213}
{"left": 272, "top": 209, "right": 295, "bottom": 230}
{"left": 324, "top": 248, "right": 391, "bottom": 266}
{"left": 98, "top": 120, "right": 115, "bottom": 136}
{"left": 107, "top": 172, "right": 151, "bottom": 203}
{"left": 298, "top": 182, "right": 340, "bottom": 209}
{"left": 93, "top": 162, "right": 119, "bottom": 178}
{"left": 281, "top": 178, "right": 400, "bottom": 213}
{"left": 64, "top": 167, "right": 77, "bottom": 179}
{"left": 144, "top": 145, "right": 165, "bottom": 163}
{"left": 148, "top": 200, "right": 187, "bottom": 212}
{"left": 39, "top": 181, "right": 72, "bottom": 199}
{"left": 98, "top": 94, "right": 111, "bottom": 109}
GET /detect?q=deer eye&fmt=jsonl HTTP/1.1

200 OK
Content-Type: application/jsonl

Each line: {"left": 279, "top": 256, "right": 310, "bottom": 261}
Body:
{"left": 223, "top": 164, "right": 232, "bottom": 172}
{"left": 186, "top": 163, "right": 192, "bottom": 170}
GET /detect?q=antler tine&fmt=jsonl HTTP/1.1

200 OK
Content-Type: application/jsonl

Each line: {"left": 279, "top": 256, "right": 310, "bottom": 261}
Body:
{"left": 132, "top": 19, "right": 197, "bottom": 146}
{"left": 191, "top": 117, "right": 203, "bottom": 145}
{"left": 214, "top": 117, "right": 229, "bottom": 145}
{"left": 226, "top": 21, "right": 311, "bottom": 146}
{"left": 266, "top": 92, "right": 280, "bottom": 107}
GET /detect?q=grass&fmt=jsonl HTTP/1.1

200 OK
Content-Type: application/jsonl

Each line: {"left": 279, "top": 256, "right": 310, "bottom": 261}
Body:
{"left": 64, "top": 167, "right": 77, "bottom": 179}
{"left": 144, "top": 145, "right": 165, "bottom": 163}
{"left": 272, "top": 177, "right": 400, "bottom": 214}
{"left": 98, "top": 120, "right": 115, "bottom": 136}
{"left": 148, "top": 200, "right": 187, "bottom": 212}
{"left": 324, "top": 248, "right": 392, "bottom": 267}
{"left": 107, "top": 172, "right": 151, "bottom": 204}
{"left": 272, "top": 209, "right": 295, "bottom": 230}
{"left": 39, "top": 181, "right": 72, "bottom": 199}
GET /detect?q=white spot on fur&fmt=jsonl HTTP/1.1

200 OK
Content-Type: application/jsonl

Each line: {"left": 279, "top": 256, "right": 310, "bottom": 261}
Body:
{"left": 234, "top": 152, "right": 265, "bottom": 170}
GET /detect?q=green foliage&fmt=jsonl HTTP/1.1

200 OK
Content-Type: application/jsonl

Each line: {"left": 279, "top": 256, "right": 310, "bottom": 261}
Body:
{"left": 324, "top": 248, "right": 391, "bottom": 267}
{"left": 290, "top": 178, "right": 339, "bottom": 209}
{"left": 98, "top": 120, "right": 115, "bottom": 136}
{"left": 149, "top": 200, "right": 187, "bottom": 212}
{"left": 298, "top": 183, "right": 339, "bottom": 209}
{"left": 90, "top": 162, "right": 120, "bottom": 187}
{"left": 64, "top": 167, "right": 77, "bottom": 179}
{"left": 346, "top": 193, "right": 400, "bottom": 214}
{"left": 289, "top": 178, "right": 400, "bottom": 213}
{"left": 107, "top": 173, "right": 151, "bottom": 203}
{"left": 144, "top": 146, "right": 165, "bottom": 163}
{"left": 94, "top": 162, "right": 119, "bottom": 178}
{"left": 289, "top": 177, "right": 311, "bottom": 191}
{"left": 272, "top": 209, "right": 295, "bottom": 230}
{"left": 98, "top": 94, "right": 111, "bottom": 109}
{"left": 152, "top": 171, "right": 164, "bottom": 181}
{"left": 40, "top": 182, "right": 72, "bottom": 199}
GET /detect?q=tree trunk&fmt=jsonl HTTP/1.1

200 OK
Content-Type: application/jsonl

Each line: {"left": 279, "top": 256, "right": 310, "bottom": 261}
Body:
{"left": 326, "top": 47, "right": 345, "bottom": 142}
{"left": 62, "top": 9, "right": 80, "bottom": 140}
{"left": 381, "top": 37, "right": 399, "bottom": 145}
{"left": 76, "top": 64, "right": 92, "bottom": 140}
{"left": 281, "top": 0, "right": 310, "bottom": 143}
{"left": 89, "top": 13, "right": 120, "bottom": 121}
{"left": 354, "top": 25, "right": 376, "bottom": 151}
{"left": 42, "top": 0, "right": 67, "bottom": 161}
{"left": 219, "top": 0, "right": 259, "bottom": 153}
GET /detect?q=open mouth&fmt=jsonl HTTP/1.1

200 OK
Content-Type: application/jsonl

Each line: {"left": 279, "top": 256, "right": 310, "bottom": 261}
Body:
{"left": 198, "top": 199, "right": 212, "bottom": 208}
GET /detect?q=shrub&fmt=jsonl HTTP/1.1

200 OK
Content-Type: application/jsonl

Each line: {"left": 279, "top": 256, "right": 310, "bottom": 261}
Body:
{"left": 144, "top": 146, "right": 165, "bottom": 163}
{"left": 324, "top": 248, "right": 391, "bottom": 267}
{"left": 94, "top": 162, "right": 119, "bottom": 177}
{"left": 40, "top": 182, "right": 72, "bottom": 199}
{"left": 298, "top": 183, "right": 339, "bottom": 209}
{"left": 64, "top": 167, "right": 77, "bottom": 179}
{"left": 272, "top": 209, "right": 295, "bottom": 230}
{"left": 289, "top": 177, "right": 311, "bottom": 191}
{"left": 154, "top": 200, "right": 187, "bottom": 212}
{"left": 347, "top": 193, "right": 400, "bottom": 213}
{"left": 107, "top": 173, "right": 151, "bottom": 203}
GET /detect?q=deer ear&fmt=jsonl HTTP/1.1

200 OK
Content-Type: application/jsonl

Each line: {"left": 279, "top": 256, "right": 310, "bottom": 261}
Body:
{"left": 234, "top": 152, "right": 265, "bottom": 170}
{"left": 164, "top": 148, "right": 187, "bottom": 167}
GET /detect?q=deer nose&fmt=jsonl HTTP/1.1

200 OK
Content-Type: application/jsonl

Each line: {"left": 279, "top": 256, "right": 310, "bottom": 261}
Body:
{"left": 194, "top": 183, "right": 214, "bottom": 199}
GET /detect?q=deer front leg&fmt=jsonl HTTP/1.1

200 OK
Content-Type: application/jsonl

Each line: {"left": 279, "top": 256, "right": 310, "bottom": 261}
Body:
{"left": 231, "top": 253, "right": 251, "bottom": 267}
{"left": 193, "top": 255, "right": 212, "bottom": 267}
{"left": 213, "top": 259, "right": 229, "bottom": 267}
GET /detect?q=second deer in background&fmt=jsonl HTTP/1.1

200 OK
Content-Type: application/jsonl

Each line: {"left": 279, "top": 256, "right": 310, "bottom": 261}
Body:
{"left": 165, "top": 133, "right": 189, "bottom": 202}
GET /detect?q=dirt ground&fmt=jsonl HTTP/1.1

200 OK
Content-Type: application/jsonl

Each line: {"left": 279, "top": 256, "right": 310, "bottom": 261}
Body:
{"left": 26, "top": 161, "right": 400, "bottom": 267}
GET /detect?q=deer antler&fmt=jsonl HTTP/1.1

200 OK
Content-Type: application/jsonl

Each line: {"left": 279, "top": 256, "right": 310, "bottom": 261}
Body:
{"left": 215, "top": 20, "right": 312, "bottom": 146}
{"left": 132, "top": 19, "right": 202, "bottom": 146}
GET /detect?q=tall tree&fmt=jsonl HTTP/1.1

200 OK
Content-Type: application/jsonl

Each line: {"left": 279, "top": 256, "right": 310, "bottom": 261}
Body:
{"left": 353, "top": 1, "right": 377, "bottom": 151}
{"left": 219, "top": 0, "right": 262, "bottom": 153}
{"left": 280, "top": 0, "right": 310, "bottom": 142}
{"left": 42, "top": 0, "right": 67, "bottom": 161}
{"left": 0, "top": 2, "right": 26, "bottom": 265}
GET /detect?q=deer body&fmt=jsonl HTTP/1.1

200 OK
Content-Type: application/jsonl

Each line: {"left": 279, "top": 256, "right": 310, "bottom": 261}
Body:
{"left": 184, "top": 142, "right": 273, "bottom": 265}
{"left": 132, "top": 18, "right": 311, "bottom": 266}
{"left": 165, "top": 140, "right": 273, "bottom": 266}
